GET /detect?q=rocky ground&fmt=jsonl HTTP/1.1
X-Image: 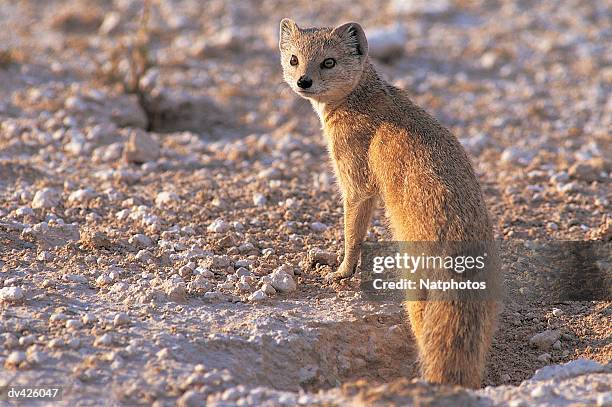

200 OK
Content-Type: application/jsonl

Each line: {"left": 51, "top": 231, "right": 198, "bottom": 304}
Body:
{"left": 0, "top": 0, "right": 610, "bottom": 405}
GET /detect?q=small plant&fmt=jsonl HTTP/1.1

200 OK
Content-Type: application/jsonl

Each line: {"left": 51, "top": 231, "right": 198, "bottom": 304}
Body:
{"left": 102, "top": 0, "right": 153, "bottom": 97}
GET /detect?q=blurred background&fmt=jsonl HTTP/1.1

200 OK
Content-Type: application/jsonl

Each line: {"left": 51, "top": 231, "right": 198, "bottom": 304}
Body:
{"left": 0, "top": 1, "right": 610, "bottom": 402}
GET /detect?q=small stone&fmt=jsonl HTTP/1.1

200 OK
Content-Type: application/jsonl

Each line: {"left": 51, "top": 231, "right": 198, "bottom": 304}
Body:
{"left": 99, "top": 11, "right": 121, "bottom": 35}
{"left": 94, "top": 333, "right": 113, "bottom": 346}
{"left": 480, "top": 51, "right": 497, "bottom": 69}
{"left": 67, "top": 338, "right": 81, "bottom": 349}
{"left": 500, "top": 373, "right": 511, "bottom": 382}
{"left": 49, "top": 312, "right": 67, "bottom": 323}
{"left": 568, "top": 162, "right": 598, "bottom": 182}
{"left": 200, "top": 255, "right": 230, "bottom": 269}
{"left": 67, "top": 188, "right": 95, "bottom": 205}
{"left": 129, "top": 234, "right": 153, "bottom": 248}
{"left": 65, "top": 319, "right": 83, "bottom": 330}
{"left": 248, "top": 290, "right": 267, "bottom": 301}
{"left": 532, "top": 358, "right": 604, "bottom": 381}
{"left": 309, "top": 249, "right": 337, "bottom": 266}
{"left": 529, "top": 330, "right": 561, "bottom": 350}
{"left": 235, "top": 267, "right": 251, "bottom": 277}
{"left": 269, "top": 270, "right": 297, "bottom": 293}
{"left": 310, "top": 222, "right": 327, "bottom": 232}
{"left": 177, "top": 390, "right": 205, "bottom": 407}
{"left": 135, "top": 250, "right": 153, "bottom": 262}
{"left": 553, "top": 340, "right": 562, "bottom": 350}
{"left": 253, "top": 193, "right": 267, "bottom": 207}
{"left": 32, "top": 188, "right": 61, "bottom": 209}
{"left": 537, "top": 353, "right": 551, "bottom": 363}
{"left": 96, "top": 274, "right": 113, "bottom": 286}
{"left": 557, "top": 182, "right": 580, "bottom": 194}
{"left": 82, "top": 313, "right": 97, "bottom": 325}
{"left": 552, "top": 308, "right": 564, "bottom": 317}
{"left": 235, "top": 259, "right": 250, "bottom": 268}
{"left": 179, "top": 264, "right": 193, "bottom": 277}
{"left": 37, "top": 251, "right": 54, "bottom": 262}
{"left": 238, "top": 242, "right": 256, "bottom": 254}
{"left": 195, "top": 267, "right": 214, "bottom": 278}
{"left": 19, "top": 335, "right": 35, "bottom": 346}
{"left": 48, "top": 338, "right": 65, "bottom": 349}
{"left": 1, "top": 333, "right": 18, "bottom": 349}
{"left": 0, "top": 287, "right": 24, "bottom": 302}
{"left": 257, "top": 167, "right": 281, "bottom": 180}
{"left": 113, "top": 313, "right": 130, "bottom": 327}
{"left": 207, "top": 218, "right": 230, "bottom": 233}
{"left": 500, "top": 147, "right": 532, "bottom": 165}
{"left": 165, "top": 283, "right": 187, "bottom": 302}
{"left": 15, "top": 207, "right": 34, "bottom": 216}
{"left": 596, "top": 392, "right": 612, "bottom": 406}
{"left": 124, "top": 129, "right": 160, "bottom": 164}
{"left": 275, "top": 264, "right": 294, "bottom": 276}
{"left": 550, "top": 171, "right": 570, "bottom": 184}
{"left": 156, "top": 191, "right": 179, "bottom": 206}
{"left": 5, "top": 351, "right": 26, "bottom": 368}
{"left": 237, "top": 281, "right": 251, "bottom": 292}
{"left": 27, "top": 351, "right": 46, "bottom": 364}
{"left": 65, "top": 274, "right": 88, "bottom": 284}
{"left": 530, "top": 385, "right": 548, "bottom": 397}
{"left": 82, "top": 230, "right": 111, "bottom": 249}
{"left": 156, "top": 348, "right": 170, "bottom": 359}
{"left": 261, "top": 283, "right": 276, "bottom": 295}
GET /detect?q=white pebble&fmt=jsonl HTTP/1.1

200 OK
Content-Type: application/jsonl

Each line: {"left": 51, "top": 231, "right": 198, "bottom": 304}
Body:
{"left": 82, "top": 313, "right": 97, "bottom": 325}
{"left": 113, "top": 313, "right": 130, "bottom": 327}
{"left": 261, "top": 283, "right": 276, "bottom": 295}
{"left": 253, "top": 193, "right": 267, "bottom": 206}
{"left": 156, "top": 191, "right": 179, "bottom": 206}
{"left": 6, "top": 351, "right": 26, "bottom": 366}
{"left": 96, "top": 274, "right": 113, "bottom": 286}
{"left": 65, "top": 319, "right": 83, "bottom": 330}
{"left": 15, "top": 207, "right": 34, "bottom": 216}
{"left": 94, "top": 333, "right": 113, "bottom": 346}
{"left": 249, "top": 290, "right": 267, "bottom": 301}
{"left": 37, "top": 251, "right": 54, "bottom": 262}
{"left": 0, "top": 287, "right": 24, "bottom": 302}
{"left": 48, "top": 338, "right": 64, "bottom": 349}
{"left": 207, "top": 218, "right": 230, "bottom": 233}
{"left": 269, "top": 270, "right": 297, "bottom": 293}
{"left": 310, "top": 222, "right": 327, "bottom": 232}
{"left": 32, "top": 188, "right": 61, "bottom": 209}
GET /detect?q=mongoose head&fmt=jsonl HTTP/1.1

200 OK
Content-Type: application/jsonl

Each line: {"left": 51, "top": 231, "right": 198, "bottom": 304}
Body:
{"left": 279, "top": 19, "right": 369, "bottom": 104}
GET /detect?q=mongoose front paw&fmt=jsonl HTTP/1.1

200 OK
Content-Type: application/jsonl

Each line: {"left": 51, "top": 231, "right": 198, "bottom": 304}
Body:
{"left": 326, "top": 261, "right": 356, "bottom": 281}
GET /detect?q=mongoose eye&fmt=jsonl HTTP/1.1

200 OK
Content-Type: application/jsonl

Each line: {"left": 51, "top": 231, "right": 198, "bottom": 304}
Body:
{"left": 290, "top": 55, "right": 298, "bottom": 66}
{"left": 321, "top": 58, "right": 336, "bottom": 69}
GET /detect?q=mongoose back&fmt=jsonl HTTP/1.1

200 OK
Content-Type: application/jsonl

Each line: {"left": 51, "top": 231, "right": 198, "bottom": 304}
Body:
{"left": 279, "top": 19, "right": 500, "bottom": 388}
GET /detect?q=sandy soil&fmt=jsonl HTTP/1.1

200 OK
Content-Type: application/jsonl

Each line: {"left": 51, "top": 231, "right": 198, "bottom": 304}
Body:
{"left": 0, "top": 0, "right": 610, "bottom": 405}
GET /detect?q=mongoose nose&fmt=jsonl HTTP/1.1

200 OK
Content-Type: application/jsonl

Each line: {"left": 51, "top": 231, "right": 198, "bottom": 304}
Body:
{"left": 297, "top": 76, "right": 313, "bottom": 89}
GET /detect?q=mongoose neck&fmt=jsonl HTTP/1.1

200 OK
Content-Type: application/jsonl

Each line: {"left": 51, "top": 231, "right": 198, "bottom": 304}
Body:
{"left": 320, "top": 60, "right": 385, "bottom": 122}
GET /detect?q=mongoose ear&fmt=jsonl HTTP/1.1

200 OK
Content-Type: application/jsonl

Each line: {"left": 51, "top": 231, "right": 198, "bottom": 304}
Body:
{"left": 279, "top": 18, "right": 299, "bottom": 50}
{"left": 332, "top": 22, "right": 368, "bottom": 57}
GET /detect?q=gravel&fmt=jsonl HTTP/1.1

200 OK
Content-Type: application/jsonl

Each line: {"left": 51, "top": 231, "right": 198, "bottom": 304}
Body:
{"left": 0, "top": 0, "right": 609, "bottom": 404}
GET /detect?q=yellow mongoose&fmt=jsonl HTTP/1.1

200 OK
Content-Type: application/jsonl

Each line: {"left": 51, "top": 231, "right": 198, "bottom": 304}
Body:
{"left": 279, "top": 19, "right": 500, "bottom": 388}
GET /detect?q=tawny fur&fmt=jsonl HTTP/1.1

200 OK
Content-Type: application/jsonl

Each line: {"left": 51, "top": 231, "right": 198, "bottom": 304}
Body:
{"left": 279, "top": 19, "right": 500, "bottom": 388}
